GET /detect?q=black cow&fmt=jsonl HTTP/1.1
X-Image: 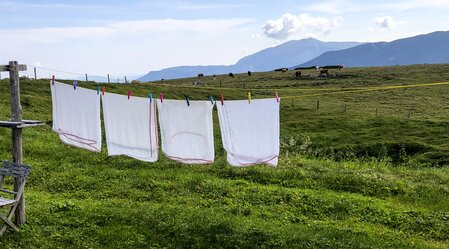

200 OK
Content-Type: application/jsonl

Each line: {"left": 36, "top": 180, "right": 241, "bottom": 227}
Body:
{"left": 228, "top": 73, "right": 234, "bottom": 78}
{"left": 197, "top": 73, "right": 204, "bottom": 78}
{"left": 295, "top": 71, "right": 301, "bottom": 78}
{"left": 247, "top": 71, "right": 252, "bottom": 76}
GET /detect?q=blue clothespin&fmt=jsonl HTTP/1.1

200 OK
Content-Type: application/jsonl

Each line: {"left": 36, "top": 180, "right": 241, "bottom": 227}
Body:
{"left": 73, "top": 81, "right": 77, "bottom": 90}
{"left": 97, "top": 85, "right": 101, "bottom": 95}
{"left": 210, "top": 96, "right": 214, "bottom": 105}
{"left": 185, "top": 95, "right": 190, "bottom": 106}
{"left": 149, "top": 92, "right": 153, "bottom": 103}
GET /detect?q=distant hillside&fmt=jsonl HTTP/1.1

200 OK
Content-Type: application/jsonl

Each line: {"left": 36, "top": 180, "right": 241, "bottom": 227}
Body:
{"left": 295, "top": 31, "right": 449, "bottom": 68}
{"left": 138, "top": 38, "right": 360, "bottom": 81}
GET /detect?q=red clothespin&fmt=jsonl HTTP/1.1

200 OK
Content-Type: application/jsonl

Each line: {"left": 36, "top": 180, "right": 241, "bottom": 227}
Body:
{"left": 51, "top": 75, "right": 55, "bottom": 85}
{"left": 275, "top": 92, "right": 280, "bottom": 103}
{"left": 101, "top": 86, "right": 105, "bottom": 95}
{"left": 221, "top": 94, "right": 224, "bottom": 105}
{"left": 128, "top": 91, "right": 132, "bottom": 99}
{"left": 160, "top": 93, "right": 164, "bottom": 103}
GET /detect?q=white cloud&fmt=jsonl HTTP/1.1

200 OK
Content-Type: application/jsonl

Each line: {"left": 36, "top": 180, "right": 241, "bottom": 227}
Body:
{"left": 263, "top": 13, "right": 343, "bottom": 40}
{"left": 374, "top": 16, "right": 401, "bottom": 29}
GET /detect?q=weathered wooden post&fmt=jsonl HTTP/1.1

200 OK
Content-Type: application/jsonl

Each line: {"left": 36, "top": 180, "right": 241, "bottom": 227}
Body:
{"left": 34, "top": 67, "right": 37, "bottom": 80}
{"left": 316, "top": 100, "right": 320, "bottom": 110}
{"left": 0, "top": 61, "right": 43, "bottom": 226}
{"left": 107, "top": 74, "right": 110, "bottom": 84}
{"left": 125, "top": 76, "right": 128, "bottom": 84}
{"left": 3, "top": 61, "right": 26, "bottom": 224}
{"left": 85, "top": 73, "right": 88, "bottom": 82}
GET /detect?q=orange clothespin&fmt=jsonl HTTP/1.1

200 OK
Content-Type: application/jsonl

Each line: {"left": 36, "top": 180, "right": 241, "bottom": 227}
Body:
{"left": 275, "top": 92, "right": 280, "bottom": 103}
{"left": 101, "top": 86, "right": 105, "bottom": 95}
{"left": 221, "top": 94, "right": 224, "bottom": 105}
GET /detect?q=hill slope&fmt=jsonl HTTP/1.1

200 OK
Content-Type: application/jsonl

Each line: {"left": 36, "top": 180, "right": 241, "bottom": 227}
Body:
{"left": 1, "top": 64, "right": 449, "bottom": 248}
{"left": 138, "top": 38, "right": 360, "bottom": 81}
{"left": 296, "top": 31, "right": 449, "bottom": 67}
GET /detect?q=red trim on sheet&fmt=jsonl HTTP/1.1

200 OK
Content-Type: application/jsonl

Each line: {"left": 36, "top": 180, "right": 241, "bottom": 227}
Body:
{"left": 55, "top": 129, "right": 100, "bottom": 152}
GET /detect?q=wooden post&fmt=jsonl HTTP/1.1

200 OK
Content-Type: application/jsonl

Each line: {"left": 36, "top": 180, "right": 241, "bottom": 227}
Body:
{"left": 316, "top": 100, "right": 320, "bottom": 110}
{"left": 125, "top": 76, "right": 127, "bottom": 84}
{"left": 376, "top": 108, "right": 378, "bottom": 115}
{"left": 291, "top": 98, "right": 294, "bottom": 107}
{"left": 107, "top": 74, "right": 110, "bottom": 84}
{"left": 220, "top": 80, "right": 222, "bottom": 87}
{"left": 344, "top": 104, "right": 347, "bottom": 113}
{"left": 34, "top": 67, "right": 37, "bottom": 80}
{"left": 85, "top": 73, "right": 88, "bottom": 82}
{"left": 8, "top": 61, "right": 26, "bottom": 225}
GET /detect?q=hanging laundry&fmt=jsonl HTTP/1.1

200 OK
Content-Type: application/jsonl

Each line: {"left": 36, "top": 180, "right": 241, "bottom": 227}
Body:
{"left": 51, "top": 81, "right": 102, "bottom": 152}
{"left": 102, "top": 92, "right": 158, "bottom": 162}
{"left": 217, "top": 98, "right": 280, "bottom": 167}
{"left": 157, "top": 99, "right": 215, "bottom": 164}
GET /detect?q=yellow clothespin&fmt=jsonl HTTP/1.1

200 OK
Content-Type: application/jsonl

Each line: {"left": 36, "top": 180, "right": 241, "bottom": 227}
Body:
{"left": 248, "top": 92, "right": 251, "bottom": 104}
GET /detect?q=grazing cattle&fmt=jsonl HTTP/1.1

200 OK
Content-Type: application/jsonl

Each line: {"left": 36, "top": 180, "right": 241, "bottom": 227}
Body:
{"left": 282, "top": 68, "right": 288, "bottom": 73}
{"left": 247, "top": 71, "right": 252, "bottom": 76}
{"left": 228, "top": 73, "right": 234, "bottom": 78}
{"left": 319, "top": 68, "right": 329, "bottom": 77}
{"left": 212, "top": 74, "right": 216, "bottom": 80}
{"left": 274, "top": 67, "right": 288, "bottom": 72}
{"left": 295, "top": 71, "right": 301, "bottom": 78}
{"left": 338, "top": 64, "right": 344, "bottom": 70}
{"left": 197, "top": 73, "right": 204, "bottom": 78}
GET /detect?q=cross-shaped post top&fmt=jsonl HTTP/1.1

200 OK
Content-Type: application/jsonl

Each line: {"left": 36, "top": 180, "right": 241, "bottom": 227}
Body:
{"left": 0, "top": 62, "right": 27, "bottom": 72}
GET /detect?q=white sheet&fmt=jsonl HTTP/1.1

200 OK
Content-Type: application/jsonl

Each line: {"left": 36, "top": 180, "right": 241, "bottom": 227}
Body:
{"left": 217, "top": 98, "right": 280, "bottom": 167}
{"left": 102, "top": 92, "right": 158, "bottom": 162}
{"left": 51, "top": 81, "right": 102, "bottom": 152}
{"left": 157, "top": 99, "right": 214, "bottom": 164}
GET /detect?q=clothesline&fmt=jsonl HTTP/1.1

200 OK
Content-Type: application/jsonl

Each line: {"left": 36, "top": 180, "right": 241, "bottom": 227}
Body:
{"left": 51, "top": 81, "right": 280, "bottom": 167}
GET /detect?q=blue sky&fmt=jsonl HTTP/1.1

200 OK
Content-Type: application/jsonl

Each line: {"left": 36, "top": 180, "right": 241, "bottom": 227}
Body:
{"left": 1, "top": 0, "right": 449, "bottom": 80}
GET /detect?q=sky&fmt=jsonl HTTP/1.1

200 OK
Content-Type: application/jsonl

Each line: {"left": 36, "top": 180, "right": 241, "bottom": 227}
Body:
{"left": 1, "top": 0, "right": 449, "bottom": 81}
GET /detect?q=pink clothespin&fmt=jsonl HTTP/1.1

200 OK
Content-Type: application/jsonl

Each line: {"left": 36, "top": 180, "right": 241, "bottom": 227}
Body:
{"left": 51, "top": 75, "right": 55, "bottom": 85}
{"left": 128, "top": 91, "right": 132, "bottom": 99}
{"left": 160, "top": 93, "right": 164, "bottom": 103}
{"left": 221, "top": 94, "right": 224, "bottom": 105}
{"left": 275, "top": 92, "right": 280, "bottom": 103}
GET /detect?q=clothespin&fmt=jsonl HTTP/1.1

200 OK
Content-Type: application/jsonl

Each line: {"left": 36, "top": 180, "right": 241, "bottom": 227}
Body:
{"left": 210, "top": 96, "right": 214, "bottom": 105}
{"left": 248, "top": 92, "right": 251, "bottom": 104}
{"left": 128, "top": 91, "right": 132, "bottom": 99}
{"left": 97, "top": 85, "right": 101, "bottom": 95}
{"left": 275, "top": 92, "right": 280, "bottom": 103}
{"left": 51, "top": 75, "right": 55, "bottom": 85}
{"left": 149, "top": 92, "right": 153, "bottom": 103}
{"left": 101, "top": 86, "right": 105, "bottom": 95}
{"left": 73, "top": 81, "right": 77, "bottom": 90}
{"left": 160, "top": 93, "right": 164, "bottom": 103}
{"left": 221, "top": 94, "right": 224, "bottom": 105}
{"left": 185, "top": 95, "right": 190, "bottom": 106}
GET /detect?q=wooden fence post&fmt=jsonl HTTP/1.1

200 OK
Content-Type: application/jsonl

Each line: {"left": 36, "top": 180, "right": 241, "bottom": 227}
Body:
{"left": 8, "top": 61, "right": 26, "bottom": 225}
{"left": 85, "top": 73, "right": 88, "bottom": 82}
{"left": 316, "top": 100, "right": 320, "bottom": 110}
{"left": 107, "top": 74, "right": 110, "bottom": 84}
{"left": 34, "top": 67, "right": 37, "bottom": 80}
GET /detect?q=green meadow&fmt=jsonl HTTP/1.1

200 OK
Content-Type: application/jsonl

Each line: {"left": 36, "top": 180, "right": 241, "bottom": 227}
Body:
{"left": 0, "top": 64, "right": 449, "bottom": 248}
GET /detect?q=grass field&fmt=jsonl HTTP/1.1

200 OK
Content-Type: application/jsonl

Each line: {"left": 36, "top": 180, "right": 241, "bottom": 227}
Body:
{"left": 0, "top": 64, "right": 449, "bottom": 248}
